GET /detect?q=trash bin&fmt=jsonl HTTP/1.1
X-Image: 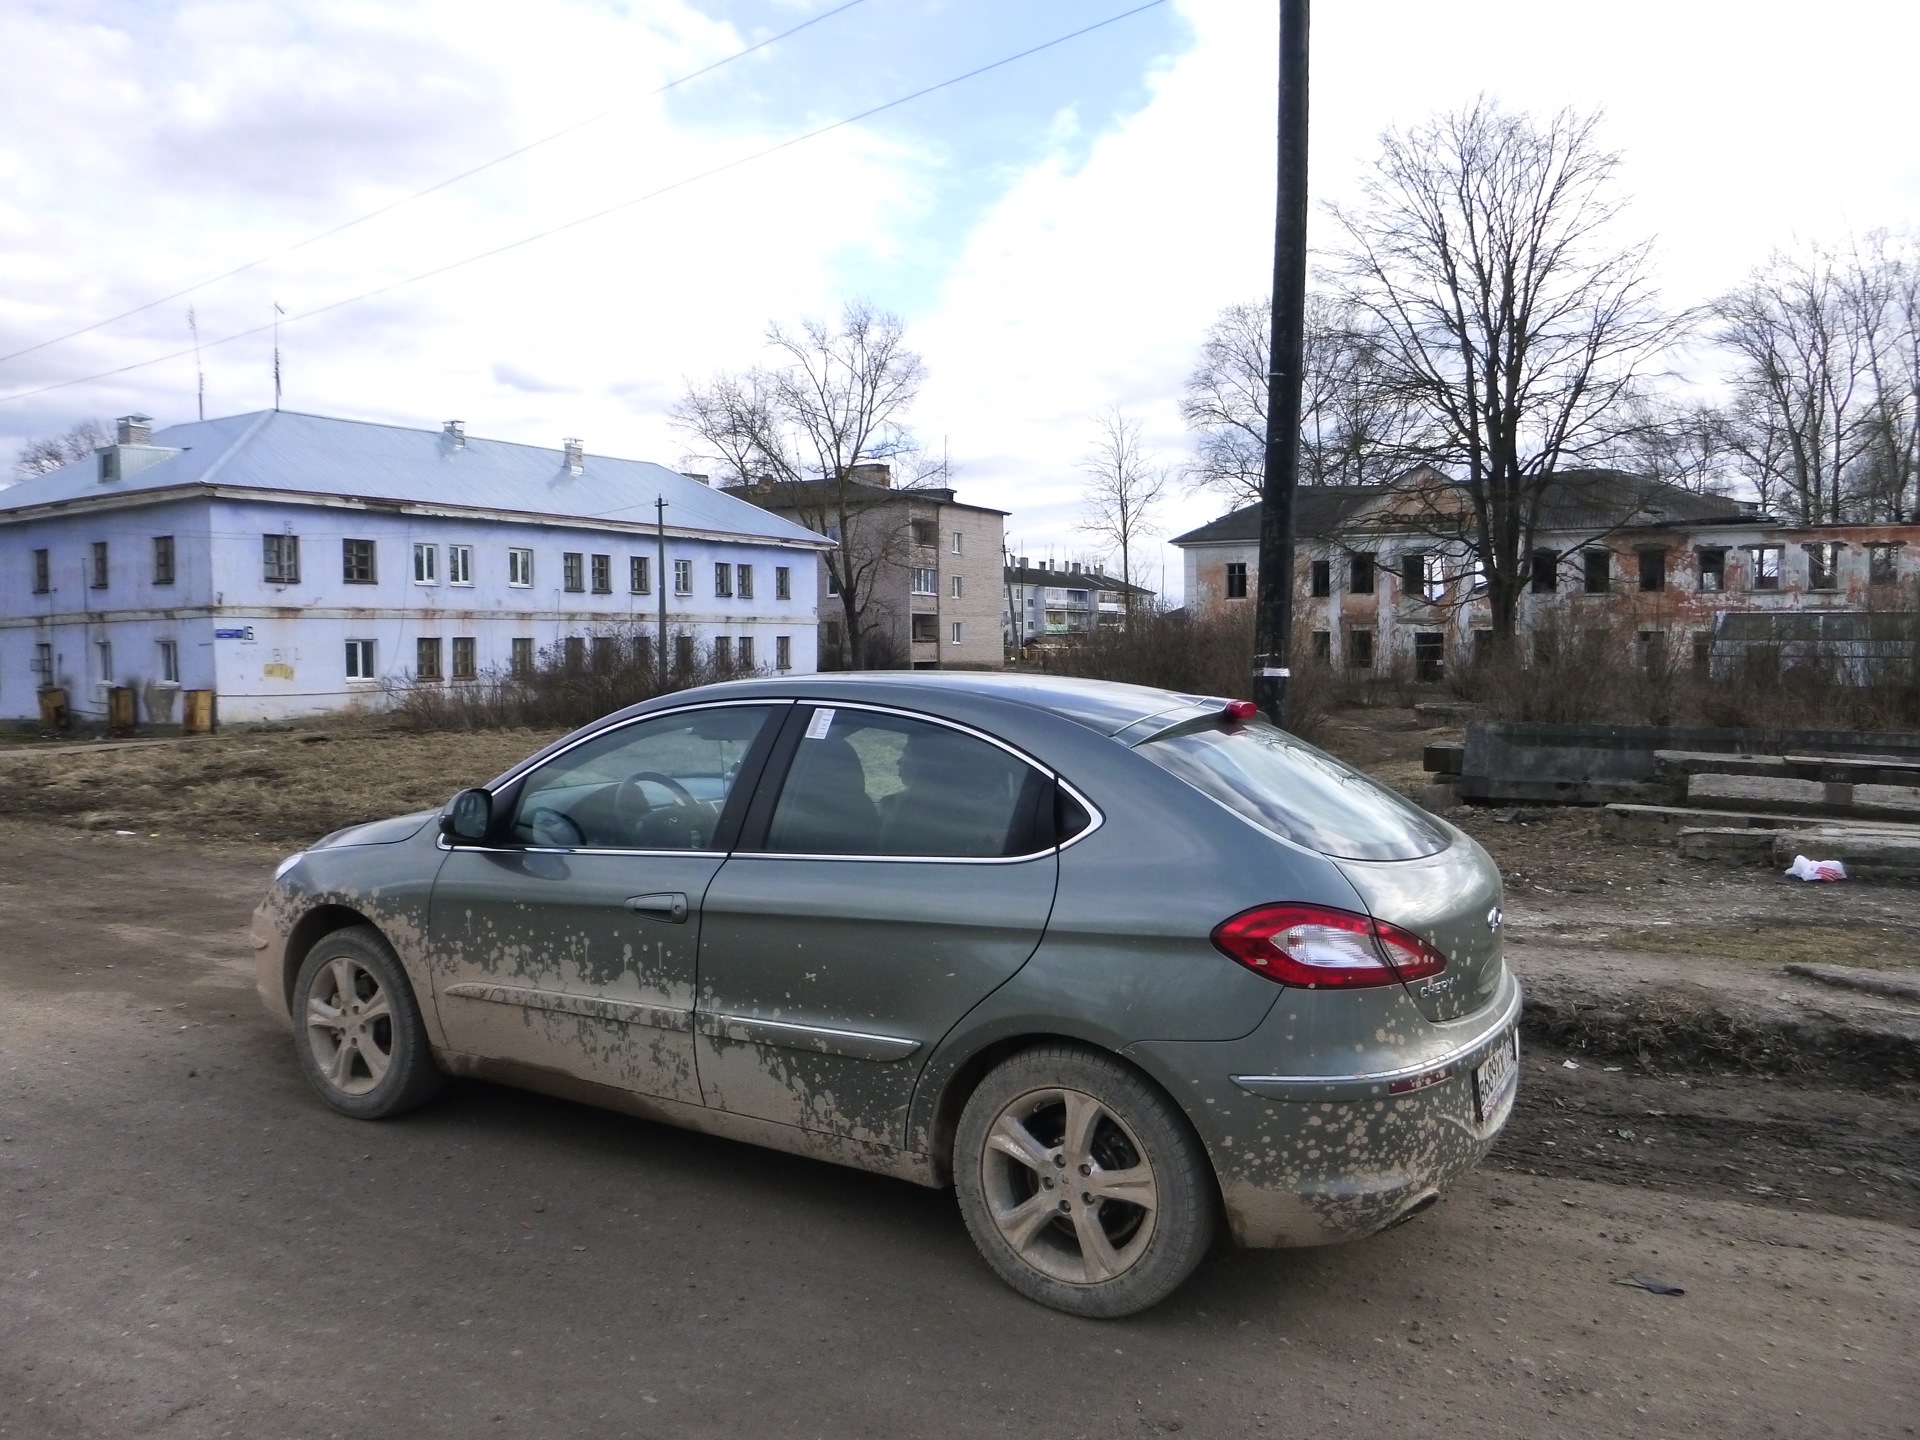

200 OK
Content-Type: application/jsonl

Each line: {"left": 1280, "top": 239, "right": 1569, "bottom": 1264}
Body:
{"left": 182, "top": 689, "right": 217, "bottom": 735}
{"left": 107, "top": 685, "right": 136, "bottom": 735}
{"left": 37, "top": 686, "right": 69, "bottom": 732}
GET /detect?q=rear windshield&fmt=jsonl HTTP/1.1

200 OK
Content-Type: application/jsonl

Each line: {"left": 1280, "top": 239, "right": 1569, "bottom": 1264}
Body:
{"left": 1137, "top": 720, "right": 1451, "bottom": 861}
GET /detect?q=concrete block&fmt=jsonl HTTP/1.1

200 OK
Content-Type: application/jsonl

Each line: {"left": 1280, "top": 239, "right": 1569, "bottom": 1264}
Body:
{"left": 1678, "top": 826, "right": 1781, "bottom": 862}
{"left": 1772, "top": 829, "right": 1920, "bottom": 879}
{"left": 1417, "top": 780, "right": 1463, "bottom": 815}
{"left": 1688, "top": 772, "right": 1920, "bottom": 822}
{"left": 1422, "top": 743, "right": 1465, "bottom": 775}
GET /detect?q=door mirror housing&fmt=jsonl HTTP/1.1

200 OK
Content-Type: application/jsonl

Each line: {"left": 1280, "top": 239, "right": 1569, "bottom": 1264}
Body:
{"left": 442, "top": 787, "right": 493, "bottom": 842}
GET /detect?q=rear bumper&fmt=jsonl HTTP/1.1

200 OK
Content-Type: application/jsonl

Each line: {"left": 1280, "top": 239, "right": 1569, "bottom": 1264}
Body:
{"left": 1126, "top": 969, "right": 1521, "bottom": 1248}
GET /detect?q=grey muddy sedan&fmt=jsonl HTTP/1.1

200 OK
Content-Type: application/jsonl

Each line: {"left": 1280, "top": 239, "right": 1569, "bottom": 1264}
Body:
{"left": 254, "top": 673, "right": 1519, "bottom": 1317}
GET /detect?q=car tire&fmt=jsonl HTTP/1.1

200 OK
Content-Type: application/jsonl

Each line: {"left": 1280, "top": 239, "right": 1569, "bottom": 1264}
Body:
{"left": 954, "top": 1045, "right": 1216, "bottom": 1317}
{"left": 292, "top": 925, "right": 443, "bottom": 1120}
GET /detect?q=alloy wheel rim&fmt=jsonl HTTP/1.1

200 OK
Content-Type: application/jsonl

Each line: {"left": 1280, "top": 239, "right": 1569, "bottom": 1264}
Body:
{"left": 305, "top": 956, "right": 394, "bottom": 1097}
{"left": 980, "top": 1085, "right": 1159, "bottom": 1285}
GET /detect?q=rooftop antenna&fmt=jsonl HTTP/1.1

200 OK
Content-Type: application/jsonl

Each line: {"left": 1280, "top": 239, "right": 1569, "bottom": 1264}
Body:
{"left": 188, "top": 306, "right": 205, "bottom": 421}
{"left": 272, "top": 302, "right": 285, "bottom": 410}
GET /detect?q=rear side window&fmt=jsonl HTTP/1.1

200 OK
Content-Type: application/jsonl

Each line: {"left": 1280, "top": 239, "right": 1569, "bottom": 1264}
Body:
{"left": 1137, "top": 720, "right": 1450, "bottom": 861}
{"left": 765, "top": 709, "right": 1050, "bottom": 858}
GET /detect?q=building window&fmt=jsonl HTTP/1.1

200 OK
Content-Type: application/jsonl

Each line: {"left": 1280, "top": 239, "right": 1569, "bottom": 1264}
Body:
{"left": 1697, "top": 548, "right": 1725, "bottom": 592}
{"left": 564, "top": 636, "right": 586, "bottom": 669}
{"left": 1691, "top": 631, "right": 1714, "bottom": 677}
{"left": 562, "top": 553, "right": 585, "bottom": 592}
{"left": 31, "top": 548, "right": 50, "bottom": 594}
{"left": 1472, "top": 629, "right": 1495, "bottom": 665}
{"left": 951, "top": 531, "right": 965, "bottom": 555}
{"left": 713, "top": 635, "right": 733, "bottom": 669}
{"left": 737, "top": 564, "right": 754, "bottom": 600}
{"left": 775, "top": 566, "right": 791, "bottom": 601}
{"left": 950, "top": 621, "right": 964, "bottom": 645}
{"left": 823, "top": 618, "right": 844, "bottom": 651}
{"left": 1582, "top": 549, "right": 1611, "bottom": 595}
{"left": 776, "top": 635, "right": 791, "bottom": 671}
{"left": 589, "top": 553, "right": 612, "bottom": 594}
{"left": 157, "top": 640, "right": 179, "bottom": 685}
{"left": 510, "top": 637, "right": 533, "bottom": 676}
{"left": 737, "top": 635, "right": 755, "bottom": 668}
{"left": 1805, "top": 542, "right": 1842, "bottom": 591}
{"left": 674, "top": 559, "right": 693, "bottom": 595}
{"left": 1309, "top": 559, "right": 1331, "bottom": 597}
{"left": 1529, "top": 549, "right": 1558, "bottom": 594}
{"left": 911, "top": 613, "right": 939, "bottom": 643}
{"left": 911, "top": 518, "right": 938, "bottom": 547}
{"left": 1224, "top": 561, "right": 1248, "bottom": 600}
{"left": 674, "top": 634, "right": 695, "bottom": 674}
{"left": 99, "top": 450, "right": 119, "bottom": 483}
{"left": 1868, "top": 544, "right": 1900, "bottom": 586}
{"left": 508, "top": 548, "right": 534, "bottom": 587}
{"left": 1638, "top": 548, "right": 1666, "bottom": 593}
{"left": 152, "top": 536, "right": 175, "bottom": 586}
{"left": 911, "top": 567, "right": 938, "bottom": 595}
{"left": 451, "top": 637, "right": 476, "bottom": 680}
{"left": 96, "top": 639, "right": 113, "bottom": 684}
{"left": 826, "top": 569, "right": 840, "bottom": 596}
{"left": 1311, "top": 630, "right": 1331, "bottom": 661}
{"left": 264, "top": 534, "right": 301, "bottom": 586}
{"left": 630, "top": 556, "right": 651, "bottom": 594}
{"left": 34, "top": 642, "right": 53, "bottom": 680}
{"left": 416, "top": 637, "right": 443, "bottom": 681}
{"left": 1637, "top": 629, "right": 1668, "bottom": 674}
{"left": 633, "top": 633, "right": 654, "bottom": 672}
{"left": 714, "top": 562, "right": 734, "bottom": 598}
{"left": 1414, "top": 632, "right": 1446, "bottom": 683}
{"left": 90, "top": 540, "right": 109, "bottom": 589}
{"left": 950, "top": 574, "right": 964, "bottom": 599}
{"left": 448, "top": 545, "right": 473, "bottom": 586}
{"left": 591, "top": 635, "right": 617, "bottom": 672}
{"left": 342, "top": 539, "right": 377, "bottom": 584}
{"left": 413, "top": 542, "right": 438, "bottom": 584}
{"left": 345, "top": 639, "right": 376, "bottom": 680}
{"left": 1348, "top": 629, "right": 1374, "bottom": 670}
{"left": 1349, "top": 553, "right": 1376, "bottom": 595}
{"left": 1749, "top": 544, "right": 1782, "bottom": 591}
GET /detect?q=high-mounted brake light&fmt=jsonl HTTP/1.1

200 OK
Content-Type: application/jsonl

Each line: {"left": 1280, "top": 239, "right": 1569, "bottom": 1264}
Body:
{"left": 1210, "top": 903, "right": 1448, "bottom": 989}
{"left": 1222, "top": 699, "right": 1258, "bottom": 721}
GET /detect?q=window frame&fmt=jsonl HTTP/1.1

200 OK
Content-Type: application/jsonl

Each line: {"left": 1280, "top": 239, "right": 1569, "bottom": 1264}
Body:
{"left": 152, "top": 535, "right": 176, "bottom": 587}
{"left": 344, "top": 639, "right": 377, "bottom": 681}
{"left": 562, "top": 552, "right": 585, "bottom": 593}
{"left": 413, "top": 542, "right": 439, "bottom": 585}
{"left": 448, "top": 544, "right": 474, "bottom": 586}
{"left": 775, "top": 635, "right": 792, "bottom": 671}
{"left": 264, "top": 533, "right": 301, "bottom": 586}
{"left": 1749, "top": 544, "right": 1783, "bottom": 591}
{"left": 737, "top": 564, "right": 754, "bottom": 600}
{"left": 416, "top": 636, "right": 444, "bottom": 681}
{"left": 508, "top": 547, "right": 534, "bottom": 588}
{"left": 674, "top": 559, "right": 693, "bottom": 596}
{"left": 31, "top": 548, "right": 50, "bottom": 595}
{"left": 1223, "top": 561, "right": 1248, "bottom": 600}
{"left": 630, "top": 555, "right": 652, "bottom": 594}
{"left": 775, "top": 566, "right": 791, "bottom": 601}
{"left": 451, "top": 636, "right": 477, "bottom": 681}
{"left": 156, "top": 639, "right": 180, "bottom": 686}
{"left": 90, "top": 540, "right": 109, "bottom": 590}
{"left": 510, "top": 637, "right": 534, "bottom": 676}
{"left": 590, "top": 553, "right": 613, "bottom": 594}
{"left": 342, "top": 539, "right": 377, "bottom": 585}
{"left": 714, "top": 562, "right": 734, "bottom": 598}
{"left": 911, "top": 566, "right": 938, "bottom": 596}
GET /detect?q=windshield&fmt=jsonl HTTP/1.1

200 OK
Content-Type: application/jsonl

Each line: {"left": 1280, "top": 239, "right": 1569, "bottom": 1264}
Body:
{"left": 1137, "top": 719, "right": 1451, "bottom": 861}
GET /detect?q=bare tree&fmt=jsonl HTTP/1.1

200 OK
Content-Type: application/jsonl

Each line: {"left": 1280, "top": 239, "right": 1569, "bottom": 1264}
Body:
{"left": 1608, "top": 396, "right": 1738, "bottom": 497}
{"left": 672, "top": 302, "right": 929, "bottom": 668}
{"left": 12, "top": 417, "right": 110, "bottom": 478}
{"left": 1330, "top": 99, "right": 1680, "bottom": 650}
{"left": 1850, "top": 231, "right": 1920, "bottom": 522}
{"left": 1078, "top": 409, "right": 1167, "bottom": 619}
{"left": 1180, "top": 293, "right": 1407, "bottom": 505}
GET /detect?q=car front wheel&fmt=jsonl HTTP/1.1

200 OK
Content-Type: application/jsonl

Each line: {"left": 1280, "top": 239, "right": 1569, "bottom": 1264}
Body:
{"left": 954, "top": 1045, "right": 1216, "bottom": 1317}
{"left": 292, "top": 925, "right": 443, "bottom": 1119}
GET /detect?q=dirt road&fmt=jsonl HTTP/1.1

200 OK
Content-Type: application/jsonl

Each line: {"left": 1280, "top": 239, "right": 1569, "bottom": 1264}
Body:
{"left": 2, "top": 823, "right": 1916, "bottom": 1439}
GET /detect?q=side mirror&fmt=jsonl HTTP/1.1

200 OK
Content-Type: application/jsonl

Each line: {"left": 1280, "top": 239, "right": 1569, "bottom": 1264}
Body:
{"left": 441, "top": 787, "right": 493, "bottom": 842}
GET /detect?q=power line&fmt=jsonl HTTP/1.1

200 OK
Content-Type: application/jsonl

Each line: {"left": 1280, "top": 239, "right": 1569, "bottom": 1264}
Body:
{"left": 0, "top": 1, "right": 1168, "bottom": 410}
{"left": 0, "top": 0, "right": 870, "bottom": 370}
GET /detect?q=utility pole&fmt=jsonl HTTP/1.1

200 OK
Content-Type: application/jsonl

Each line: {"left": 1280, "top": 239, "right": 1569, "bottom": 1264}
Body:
{"left": 655, "top": 496, "right": 669, "bottom": 689}
{"left": 188, "top": 307, "right": 205, "bottom": 421}
{"left": 272, "top": 302, "right": 285, "bottom": 410}
{"left": 1253, "top": 0, "right": 1310, "bottom": 727}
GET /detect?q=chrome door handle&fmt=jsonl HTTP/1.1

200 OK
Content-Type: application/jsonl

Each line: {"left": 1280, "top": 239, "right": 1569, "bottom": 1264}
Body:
{"left": 625, "top": 892, "right": 689, "bottom": 923}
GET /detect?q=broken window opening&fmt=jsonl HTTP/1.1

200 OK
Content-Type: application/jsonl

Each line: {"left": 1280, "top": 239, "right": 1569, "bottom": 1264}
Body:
{"left": 1309, "top": 559, "right": 1331, "bottom": 598}
{"left": 1349, "top": 552, "right": 1376, "bottom": 594}
{"left": 1804, "top": 541, "right": 1842, "bottom": 591}
{"left": 1696, "top": 548, "right": 1725, "bottom": 592}
{"left": 1529, "top": 549, "right": 1558, "bottom": 594}
{"left": 1749, "top": 545, "right": 1782, "bottom": 591}
{"left": 1413, "top": 632, "right": 1445, "bottom": 683}
{"left": 1582, "top": 549, "right": 1611, "bottom": 595}
{"left": 1637, "top": 549, "right": 1666, "bottom": 593}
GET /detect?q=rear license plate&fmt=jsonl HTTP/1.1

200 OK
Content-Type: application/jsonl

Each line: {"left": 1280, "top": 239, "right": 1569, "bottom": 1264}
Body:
{"left": 1472, "top": 1032, "right": 1519, "bottom": 1125}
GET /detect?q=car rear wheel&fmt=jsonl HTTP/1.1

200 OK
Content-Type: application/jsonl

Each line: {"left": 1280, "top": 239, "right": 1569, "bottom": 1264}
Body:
{"left": 954, "top": 1045, "right": 1215, "bottom": 1317}
{"left": 293, "top": 925, "right": 443, "bottom": 1119}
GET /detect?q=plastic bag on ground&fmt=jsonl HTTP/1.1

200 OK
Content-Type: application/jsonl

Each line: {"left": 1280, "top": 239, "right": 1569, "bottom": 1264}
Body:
{"left": 1785, "top": 855, "right": 1847, "bottom": 882}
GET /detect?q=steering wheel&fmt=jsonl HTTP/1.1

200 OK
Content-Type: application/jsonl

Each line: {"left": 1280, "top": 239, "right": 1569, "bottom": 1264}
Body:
{"left": 613, "top": 770, "right": 703, "bottom": 836}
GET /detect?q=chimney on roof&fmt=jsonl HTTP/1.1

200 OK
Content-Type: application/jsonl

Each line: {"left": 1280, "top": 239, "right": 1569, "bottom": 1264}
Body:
{"left": 1070, "top": 560, "right": 1081, "bottom": 575}
{"left": 445, "top": 419, "right": 466, "bottom": 449}
{"left": 848, "top": 461, "right": 892, "bottom": 488}
{"left": 1018, "top": 556, "right": 1029, "bottom": 569}
{"left": 563, "top": 437, "right": 583, "bottom": 474}
{"left": 680, "top": 472, "right": 710, "bottom": 486}
{"left": 116, "top": 414, "right": 152, "bottom": 446}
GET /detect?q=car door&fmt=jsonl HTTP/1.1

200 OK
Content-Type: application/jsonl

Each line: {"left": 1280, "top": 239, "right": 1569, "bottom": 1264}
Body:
{"left": 430, "top": 701, "right": 783, "bottom": 1104}
{"left": 693, "top": 703, "right": 1059, "bottom": 1148}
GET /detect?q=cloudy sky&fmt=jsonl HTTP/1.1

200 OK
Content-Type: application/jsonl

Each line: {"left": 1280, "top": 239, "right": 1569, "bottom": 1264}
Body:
{"left": 3, "top": 0, "right": 1916, "bottom": 597}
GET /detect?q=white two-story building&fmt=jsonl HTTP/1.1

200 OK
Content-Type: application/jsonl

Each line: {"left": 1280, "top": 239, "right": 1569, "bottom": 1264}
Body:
{"left": 0, "top": 410, "right": 831, "bottom": 724}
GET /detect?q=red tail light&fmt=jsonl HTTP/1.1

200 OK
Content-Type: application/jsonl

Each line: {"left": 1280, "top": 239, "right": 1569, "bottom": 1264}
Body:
{"left": 1211, "top": 903, "right": 1448, "bottom": 989}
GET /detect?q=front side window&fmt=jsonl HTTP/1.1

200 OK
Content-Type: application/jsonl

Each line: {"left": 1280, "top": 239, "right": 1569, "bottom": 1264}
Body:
{"left": 152, "top": 536, "right": 175, "bottom": 586}
{"left": 345, "top": 639, "right": 376, "bottom": 680}
{"left": 416, "top": 637, "right": 443, "bottom": 680}
{"left": 157, "top": 639, "right": 179, "bottom": 684}
{"left": 343, "top": 539, "right": 376, "bottom": 584}
{"left": 264, "top": 534, "right": 301, "bottom": 586}
{"left": 591, "top": 554, "right": 612, "bottom": 594}
{"left": 562, "top": 553, "right": 584, "bottom": 593}
{"left": 911, "top": 567, "right": 937, "bottom": 595}
{"left": 764, "top": 708, "right": 1050, "bottom": 858}
{"left": 737, "top": 564, "right": 754, "bottom": 600}
{"left": 715, "top": 562, "right": 734, "bottom": 598}
{"left": 413, "top": 543, "right": 438, "bottom": 584}
{"left": 1224, "top": 561, "right": 1248, "bottom": 600}
{"left": 775, "top": 566, "right": 791, "bottom": 600}
{"left": 1138, "top": 719, "right": 1449, "bottom": 862}
{"left": 674, "top": 559, "right": 693, "bottom": 595}
{"left": 32, "top": 549, "right": 50, "bottom": 594}
{"left": 448, "top": 545, "right": 473, "bottom": 586}
{"left": 452, "top": 636, "right": 476, "bottom": 680}
{"left": 91, "top": 541, "right": 109, "bottom": 589}
{"left": 509, "top": 705, "right": 775, "bottom": 850}
{"left": 630, "top": 555, "right": 651, "bottom": 594}
{"left": 508, "top": 548, "right": 534, "bottom": 587}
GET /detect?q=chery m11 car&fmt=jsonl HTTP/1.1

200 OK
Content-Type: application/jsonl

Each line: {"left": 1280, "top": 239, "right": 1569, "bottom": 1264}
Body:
{"left": 254, "top": 673, "right": 1519, "bottom": 1317}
